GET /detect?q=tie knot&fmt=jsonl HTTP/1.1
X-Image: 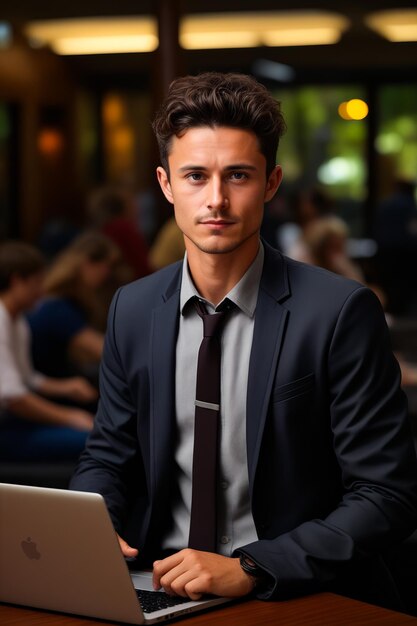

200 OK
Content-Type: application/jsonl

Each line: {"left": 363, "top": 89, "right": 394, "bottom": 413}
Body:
{"left": 194, "top": 298, "right": 234, "bottom": 338}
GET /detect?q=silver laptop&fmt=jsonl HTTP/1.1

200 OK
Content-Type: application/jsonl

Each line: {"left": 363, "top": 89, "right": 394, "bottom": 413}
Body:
{"left": 0, "top": 483, "right": 233, "bottom": 624}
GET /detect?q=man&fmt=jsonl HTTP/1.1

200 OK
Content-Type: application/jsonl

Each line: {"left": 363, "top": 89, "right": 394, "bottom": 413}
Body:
{"left": 0, "top": 241, "right": 97, "bottom": 460}
{"left": 71, "top": 73, "right": 417, "bottom": 606}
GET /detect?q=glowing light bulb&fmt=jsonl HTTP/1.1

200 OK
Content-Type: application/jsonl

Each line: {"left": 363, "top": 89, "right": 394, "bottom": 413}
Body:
{"left": 338, "top": 99, "right": 369, "bottom": 121}
{"left": 338, "top": 102, "right": 350, "bottom": 120}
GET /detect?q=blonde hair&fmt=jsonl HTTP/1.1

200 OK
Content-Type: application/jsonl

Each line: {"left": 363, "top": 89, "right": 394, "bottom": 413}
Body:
{"left": 304, "top": 216, "right": 348, "bottom": 252}
{"left": 44, "top": 231, "right": 119, "bottom": 316}
{"left": 304, "top": 216, "right": 349, "bottom": 271}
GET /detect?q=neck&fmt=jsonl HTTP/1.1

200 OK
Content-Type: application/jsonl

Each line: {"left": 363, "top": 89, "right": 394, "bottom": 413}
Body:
{"left": 0, "top": 293, "right": 21, "bottom": 319}
{"left": 186, "top": 237, "right": 260, "bottom": 305}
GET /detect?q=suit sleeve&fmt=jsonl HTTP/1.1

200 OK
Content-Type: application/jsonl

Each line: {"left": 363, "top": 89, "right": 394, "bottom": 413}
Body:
{"left": 70, "top": 289, "right": 144, "bottom": 533}
{"left": 237, "top": 286, "right": 417, "bottom": 599}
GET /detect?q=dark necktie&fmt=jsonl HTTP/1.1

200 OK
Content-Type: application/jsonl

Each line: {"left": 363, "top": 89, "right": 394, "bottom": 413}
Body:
{"left": 188, "top": 297, "right": 233, "bottom": 552}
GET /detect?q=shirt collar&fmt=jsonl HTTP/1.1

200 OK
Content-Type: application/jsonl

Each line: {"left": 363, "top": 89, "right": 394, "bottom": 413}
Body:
{"left": 180, "top": 243, "right": 264, "bottom": 318}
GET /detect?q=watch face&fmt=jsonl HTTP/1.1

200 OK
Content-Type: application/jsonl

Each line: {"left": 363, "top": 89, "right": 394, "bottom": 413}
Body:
{"left": 240, "top": 554, "right": 259, "bottom": 575}
{"left": 240, "top": 554, "right": 269, "bottom": 586}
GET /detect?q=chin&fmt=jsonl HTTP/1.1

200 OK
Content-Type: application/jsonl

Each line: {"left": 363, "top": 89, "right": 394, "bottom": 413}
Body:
{"left": 196, "top": 241, "right": 247, "bottom": 255}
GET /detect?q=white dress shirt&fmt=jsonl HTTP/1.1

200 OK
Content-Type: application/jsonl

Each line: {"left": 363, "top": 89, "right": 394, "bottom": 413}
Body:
{"left": 162, "top": 245, "right": 264, "bottom": 555}
{"left": 0, "top": 300, "right": 45, "bottom": 413}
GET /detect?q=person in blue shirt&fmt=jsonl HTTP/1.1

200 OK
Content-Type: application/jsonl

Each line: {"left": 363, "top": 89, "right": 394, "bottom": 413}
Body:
{"left": 28, "top": 231, "right": 118, "bottom": 379}
{"left": 0, "top": 241, "right": 97, "bottom": 461}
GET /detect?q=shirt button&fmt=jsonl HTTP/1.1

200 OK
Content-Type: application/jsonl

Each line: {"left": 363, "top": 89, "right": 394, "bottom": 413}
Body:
{"left": 220, "top": 535, "right": 230, "bottom": 544}
{"left": 221, "top": 481, "right": 229, "bottom": 490}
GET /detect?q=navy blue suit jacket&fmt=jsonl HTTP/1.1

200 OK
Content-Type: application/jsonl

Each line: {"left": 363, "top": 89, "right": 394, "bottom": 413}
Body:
{"left": 71, "top": 242, "right": 417, "bottom": 601}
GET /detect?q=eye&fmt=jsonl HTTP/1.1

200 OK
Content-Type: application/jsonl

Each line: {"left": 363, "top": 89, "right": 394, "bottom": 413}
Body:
{"left": 186, "top": 172, "right": 205, "bottom": 182}
{"left": 230, "top": 171, "right": 248, "bottom": 181}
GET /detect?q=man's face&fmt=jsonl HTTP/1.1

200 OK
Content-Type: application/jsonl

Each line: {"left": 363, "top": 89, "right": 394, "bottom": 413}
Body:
{"left": 157, "top": 126, "right": 282, "bottom": 258}
{"left": 13, "top": 272, "right": 44, "bottom": 311}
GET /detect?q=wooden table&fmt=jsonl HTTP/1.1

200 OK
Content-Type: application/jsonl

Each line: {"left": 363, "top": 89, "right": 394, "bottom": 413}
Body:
{"left": 1, "top": 593, "right": 417, "bottom": 625}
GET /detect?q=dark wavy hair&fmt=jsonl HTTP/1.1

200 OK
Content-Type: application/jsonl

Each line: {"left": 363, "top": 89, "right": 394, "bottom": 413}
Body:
{"left": 0, "top": 241, "right": 45, "bottom": 292}
{"left": 152, "top": 72, "right": 286, "bottom": 176}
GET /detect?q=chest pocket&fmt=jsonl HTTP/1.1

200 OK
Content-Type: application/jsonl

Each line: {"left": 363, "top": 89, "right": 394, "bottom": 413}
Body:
{"left": 273, "top": 372, "right": 315, "bottom": 403}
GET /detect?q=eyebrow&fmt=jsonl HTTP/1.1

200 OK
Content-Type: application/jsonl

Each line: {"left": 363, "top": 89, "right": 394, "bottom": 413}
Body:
{"left": 178, "top": 164, "right": 258, "bottom": 173}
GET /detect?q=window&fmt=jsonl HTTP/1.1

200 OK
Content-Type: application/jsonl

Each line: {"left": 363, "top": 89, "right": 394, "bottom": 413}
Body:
{"left": 376, "top": 84, "right": 417, "bottom": 201}
{"left": 102, "top": 91, "right": 152, "bottom": 189}
{"left": 275, "top": 86, "right": 368, "bottom": 236}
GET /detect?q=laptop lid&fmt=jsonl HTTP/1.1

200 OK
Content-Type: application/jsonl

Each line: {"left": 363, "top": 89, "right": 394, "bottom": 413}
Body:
{"left": 0, "top": 483, "right": 231, "bottom": 624}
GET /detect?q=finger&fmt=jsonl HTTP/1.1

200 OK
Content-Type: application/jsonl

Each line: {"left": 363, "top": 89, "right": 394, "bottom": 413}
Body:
{"left": 152, "top": 560, "right": 162, "bottom": 590}
{"left": 117, "top": 534, "right": 138, "bottom": 558}
{"left": 160, "top": 567, "right": 199, "bottom": 598}
{"left": 156, "top": 551, "right": 205, "bottom": 598}
{"left": 152, "top": 553, "right": 183, "bottom": 590}
{"left": 172, "top": 572, "right": 204, "bottom": 600}
{"left": 183, "top": 569, "right": 214, "bottom": 600}
{"left": 183, "top": 581, "right": 203, "bottom": 601}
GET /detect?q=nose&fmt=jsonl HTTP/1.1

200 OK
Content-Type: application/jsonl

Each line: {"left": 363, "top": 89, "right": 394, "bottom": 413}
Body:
{"left": 206, "top": 177, "right": 228, "bottom": 210}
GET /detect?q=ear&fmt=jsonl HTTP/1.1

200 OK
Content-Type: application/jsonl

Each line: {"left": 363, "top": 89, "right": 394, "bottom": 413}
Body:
{"left": 156, "top": 166, "right": 174, "bottom": 205}
{"left": 264, "top": 165, "right": 283, "bottom": 203}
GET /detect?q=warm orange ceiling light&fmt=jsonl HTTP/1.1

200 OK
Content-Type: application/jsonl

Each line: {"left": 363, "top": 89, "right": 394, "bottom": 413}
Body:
{"left": 181, "top": 12, "right": 350, "bottom": 49}
{"left": 25, "top": 11, "right": 350, "bottom": 55}
{"left": 366, "top": 9, "right": 417, "bottom": 42}
{"left": 26, "top": 17, "right": 158, "bottom": 55}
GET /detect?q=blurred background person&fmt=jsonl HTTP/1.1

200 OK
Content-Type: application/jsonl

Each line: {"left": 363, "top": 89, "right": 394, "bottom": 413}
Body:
{"left": 27, "top": 232, "right": 118, "bottom": 380}
{"left": 301, "top": 213, "right": 417, "bottom": 397}
{"left": 303, "top": 215, "right": 365, "bottom": 282}
{"left": 0, "top": 241, "right": 96, "bottom": 461}
{"left": 88, "top": 185, "right": 151, "bottom": 279}
{"left": 277, "top": 186, "right": 335, "bottom": 261}
{"left": 37, "top": 217, "right": 81, "bottom": 262}
{"left": 149, "top": 216, "right": 185, "bottom": 270}
{"left": 374, "top": 179, "right": 417, "bottom": 316}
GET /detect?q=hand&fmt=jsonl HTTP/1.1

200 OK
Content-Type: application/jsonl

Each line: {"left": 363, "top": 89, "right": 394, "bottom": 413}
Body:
{"left": 117, "top": 534, "right": 139, "bottom": 559}
{"left": 63, "top": 377, "right": 98, "bottom": 403}
{"left": 398, "top": 358, "right": 417, "bottom": 387}
{"left": 152, "top": 549, "right": 255, "bottom": 600}
{"left": 66, "top": 408, "right": 95, "bottom": 431}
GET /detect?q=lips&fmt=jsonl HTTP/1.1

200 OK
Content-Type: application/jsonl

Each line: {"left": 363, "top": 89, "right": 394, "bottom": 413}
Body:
{"left": 200, "top": 220, "right": 234, "bottom": 226}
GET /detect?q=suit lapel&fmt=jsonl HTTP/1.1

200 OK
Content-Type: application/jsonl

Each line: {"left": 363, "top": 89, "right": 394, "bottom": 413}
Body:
{"left": 148, "top": 248, "right": 290, "bottom": 504}
{"left": 246, "top": 245, "right": 290, "bottom": 495}
{"left": 149, "top": 267, "right": 182, "bottom": 497}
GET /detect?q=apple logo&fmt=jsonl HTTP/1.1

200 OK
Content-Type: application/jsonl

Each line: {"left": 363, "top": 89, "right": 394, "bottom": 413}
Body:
{"left": 21, "top": 537, "right": 41, "bottom": 560}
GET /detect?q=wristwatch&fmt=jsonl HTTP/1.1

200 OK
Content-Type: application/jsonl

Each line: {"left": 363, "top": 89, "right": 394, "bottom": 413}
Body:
{"left": 239, "top": 554, "right": 268, "bottom": 589}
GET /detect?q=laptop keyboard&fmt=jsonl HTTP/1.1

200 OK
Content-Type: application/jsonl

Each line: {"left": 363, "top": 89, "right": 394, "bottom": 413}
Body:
{"left": 136, "top": 589, "right": 192, "bottom": 613}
